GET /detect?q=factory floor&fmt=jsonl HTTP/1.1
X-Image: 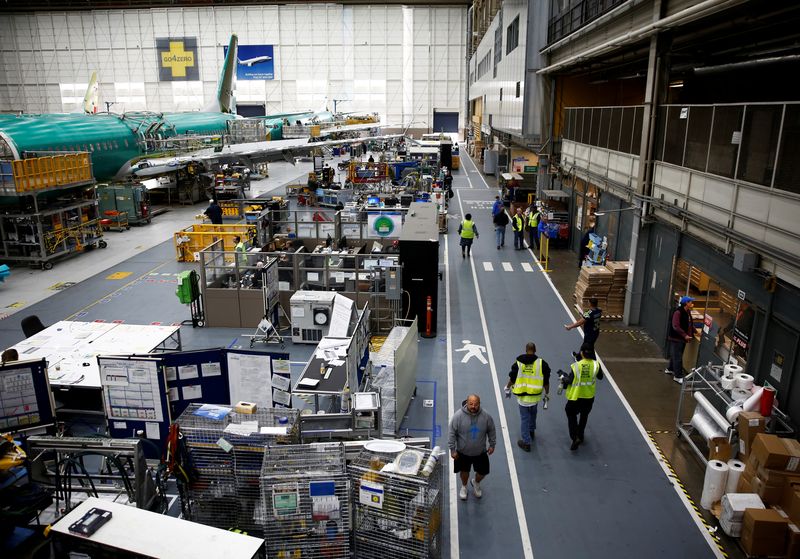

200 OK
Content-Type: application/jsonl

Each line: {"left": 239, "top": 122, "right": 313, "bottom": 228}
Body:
{"left": 0, "top": 146, "right": 739, "bottom": 558}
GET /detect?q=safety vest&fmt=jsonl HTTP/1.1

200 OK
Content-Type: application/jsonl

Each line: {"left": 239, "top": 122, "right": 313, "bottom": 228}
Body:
{"left": 512, "top": 358, "right": 544, "bottom": 404}
{"left": 566, "top": 359, "right": 600, "bottom": 401}
{"left": 460, "top": 219, "right": 476, "bottom": 239}
{"left": 235, "top": 241, "right": 247, "bottom": 266}
{"left": 512, "top": 214, "right": 524, "bottom": 232}
{"left": 528, "top": 211, "right": 540, "bottom": 228}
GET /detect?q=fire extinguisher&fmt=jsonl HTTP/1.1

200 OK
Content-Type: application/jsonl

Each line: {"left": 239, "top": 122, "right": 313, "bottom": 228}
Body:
{"left": 425, "top": 296, "right": 433, "bottom": 337}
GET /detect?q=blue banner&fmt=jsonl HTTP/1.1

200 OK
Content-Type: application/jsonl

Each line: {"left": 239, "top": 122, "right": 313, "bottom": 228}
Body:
{"left": 224, "top": 44, "right": 275, "bottom": 80}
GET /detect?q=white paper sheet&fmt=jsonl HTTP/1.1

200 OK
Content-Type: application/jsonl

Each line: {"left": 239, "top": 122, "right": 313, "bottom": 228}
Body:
{"left": 165, "top": 367, "right": 177, "bottom": 382}
{"left": 227, "top": 352, "right": 273, "bottom": 407}
{"left": 297, "top": 378, "right": 320, "bottom": 388}
{"left": 271, "top": 374, "right": 291, "bottom": 392}
{"left": 168, "top": 387, "right": 179, "bottom": 402}
{"left": 272, "top": 389, "right": 292, "bottom": 406}
{"left": 273, "top": 359, "right": 291, "bottom": 375}
{"left": 260, "top": 425, "right": 288, "bottom": 435}
{"left": 178, "top": 365, "right": 199, "bottom": 380}
{"left": 202, "top": 362, "right": 222, "bottom": 377}
{"left": 145, "top": 422, "right": 160, "bottom": 440}
{"left": 182, "top": 384, "right": 203, "bottom": 400}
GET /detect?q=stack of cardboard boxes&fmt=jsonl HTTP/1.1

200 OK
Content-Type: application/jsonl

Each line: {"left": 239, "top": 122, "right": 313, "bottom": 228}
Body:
{"left": 605, "top": 261, "right": 630, "bottom": 315}
{"left": 573, "top": 266, "right": 612, "bottom": 311}
{"left": 731, "top": 411, "right": 800, "bottom": 557}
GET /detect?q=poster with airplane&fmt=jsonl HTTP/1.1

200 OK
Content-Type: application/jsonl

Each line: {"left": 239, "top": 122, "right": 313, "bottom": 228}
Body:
{"left": 224, "top": 44, "right": 275, "bottom": 80}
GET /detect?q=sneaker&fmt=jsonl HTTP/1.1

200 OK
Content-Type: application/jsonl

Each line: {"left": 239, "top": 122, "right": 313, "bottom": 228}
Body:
{"left": 459, "top": 484, "right": 468, "bottom": 500}
{"left": 497, "top": 245, "right": 500, "bottom": 250}
{"left": 673, "top": 376, "right": 684, "bottom": 385}
{"left": 664, "top": 368, "right": 673, "bottom": 375}
{"left": 471, "top": 479, "right": 482, "bottom": 498}
{"left": 517, "top": 439, "right": 531, "bottom": 452}
{"left": 570, "top": 439, "right": 580, "bottom": 451}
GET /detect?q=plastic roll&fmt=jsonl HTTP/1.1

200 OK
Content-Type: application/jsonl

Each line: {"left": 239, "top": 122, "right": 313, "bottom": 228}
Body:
{"left": 731, "top": 388, "right": 751, "bottom": 402}
{"left": 725, "top": 459, "right": 746, "bottom": 495}
{"left": 735, "top": 373, "right": 754, "bottom": 390}
{"left": 694, "top": 391, "right": 732, "bottom": 430}
{"left": 701, "top": 460, "right": 729, "bottom": 510}
{"left": 743, "top": 386, "right": 765, "bottom": 412}
{"left": 691, "top": 409, "right": 725, "bottom": 442}
{"left": 720, "top": 376, "right": 736, "bottom": 391}
{"left": 725, "top": 405, "right": 744, "bottom": 424}
{"left": 724, "top": 364, "right": 744, "bottom": 377}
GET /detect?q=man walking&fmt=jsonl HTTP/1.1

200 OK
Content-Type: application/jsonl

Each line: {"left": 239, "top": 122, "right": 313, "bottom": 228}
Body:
{"left": 511, "top": 208, "right": 525, "bottom": 250}
{"left": 666, "top": 296, "right": 695, "bottom": 384}
{"left": 448, "top": 394, "right": 496, "bottom": 500}
{"left": 562, "top": 344, "right": 603, "bottom": 451}
{"left": 504, "top": 342, "right": 550, "bottom": 452}
{"left": 493, "top": 207, "right": 509, "bottom": 249}
{"left": 204, "top": 199, "right": 223, "bottom": 225}
{"left": 565, "top": 298, "right": 603, "bottom": 355}
{"left": 526, "top": 205, "right": 541, "bottom": 251}
{"left": 458, "top": 213, "right": 479, "bottom": 259}
{"left": 491, "top": 195, "right": 503, "bottom": 217}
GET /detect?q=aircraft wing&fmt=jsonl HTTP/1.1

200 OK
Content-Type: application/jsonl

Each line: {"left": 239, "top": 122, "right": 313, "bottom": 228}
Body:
{"left": 317, "top": 122, "right": 400, "bottom": 137}
{"left": 129, "top": 134, "right": 404, "bottom": 178}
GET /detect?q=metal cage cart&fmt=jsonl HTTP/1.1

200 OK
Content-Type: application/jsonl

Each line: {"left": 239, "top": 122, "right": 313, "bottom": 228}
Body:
{"left": 260, "top": 443, "right": 351, "bottom": 559}
{"left": 348, "top": 446, "right": 442, "bottom": 559}
{"left": 675, "top": 365, "right": 794, "bottom": 464}
{"left": 175, "top": 404, "right": 301, "bottom": 536}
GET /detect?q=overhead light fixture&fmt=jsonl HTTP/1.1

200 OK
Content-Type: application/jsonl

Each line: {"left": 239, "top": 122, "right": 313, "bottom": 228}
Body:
{"left": 594, "top": 207, "right": 639, "bottom": 217}
{"left": 669, "top": 80, "right": 684, "bottom": 88}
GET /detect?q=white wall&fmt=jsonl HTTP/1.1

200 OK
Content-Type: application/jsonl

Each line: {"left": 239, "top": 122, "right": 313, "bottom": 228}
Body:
{"left": 468, "top": 0, "right": 527, "bottom": 135}
{"left": 0, "top": 4, "right": 466, "bottom": 127}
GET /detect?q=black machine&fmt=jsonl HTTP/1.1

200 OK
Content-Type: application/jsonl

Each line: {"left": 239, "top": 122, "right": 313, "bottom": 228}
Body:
{"left": 399, "top": 203, "right": 440, "bottom": 337}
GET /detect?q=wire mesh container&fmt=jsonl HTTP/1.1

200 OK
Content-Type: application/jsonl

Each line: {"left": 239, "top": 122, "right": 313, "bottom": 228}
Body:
{"left": 260, "top": 442, "right": 351, "bottom": 559}
{"left": 348, "top": 447, "right": 442, "bottom": 559}
{"left": 175, "top": 404, "right": 301, "bottom": 536}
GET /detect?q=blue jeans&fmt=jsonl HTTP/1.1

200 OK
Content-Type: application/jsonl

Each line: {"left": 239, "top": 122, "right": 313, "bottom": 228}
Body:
{"left": 519, "top": 403, "right": 539, "bottom": 444}
{"left": 495, "top": 226, "right": 505, "bottom": 247}
{"left": 513, "top": 230, "right": 524, "bottom": 249}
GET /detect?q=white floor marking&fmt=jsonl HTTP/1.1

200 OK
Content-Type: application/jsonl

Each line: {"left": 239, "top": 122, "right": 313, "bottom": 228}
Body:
{"left": 461, "top": 147, "right": 492, "bottom": 189}
{"left": 502, "top": 262, "right": 513, "bottom": 272}
{"left": 456, "top": 190, "right": 535, "bottom": 559}
{"left": 521, "top": 262, "right": 533, "bottom": 273}
{"left": 444, "top": 234, "right": 459, "bottom": 559}
{"left": 483, "top": 262, "right": 494, "bottom": 272}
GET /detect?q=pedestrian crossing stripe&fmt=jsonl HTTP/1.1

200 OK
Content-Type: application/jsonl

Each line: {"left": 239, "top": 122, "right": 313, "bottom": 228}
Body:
{"left": 502, "top": 262, "right": 513, "bottom": 272}
{"left": 521, "top": 262, "right": 533, "bottom": 272}
{"left": 483, "top": 262, "right": 494, "bottom": 272}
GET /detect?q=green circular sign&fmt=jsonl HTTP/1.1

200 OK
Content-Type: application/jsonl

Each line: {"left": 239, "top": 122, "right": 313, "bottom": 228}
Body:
{"left": 373, "top": 215, "right": 395, "bottom": 237}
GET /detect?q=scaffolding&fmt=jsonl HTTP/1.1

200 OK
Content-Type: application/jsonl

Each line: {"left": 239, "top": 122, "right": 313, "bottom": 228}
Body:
{"left": 175, "top": 404, "right": 301, "bottom": 536}
{"left": 349, "top": 447, "right": 442, "bottom": 559}
{"left": 260, "top": 443, "right": 350, "bottom": 559}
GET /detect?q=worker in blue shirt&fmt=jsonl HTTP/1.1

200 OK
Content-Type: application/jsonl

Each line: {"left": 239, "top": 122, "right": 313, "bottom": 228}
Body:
{"left": 491, "top": 196, "right": 503, "bottom": 216}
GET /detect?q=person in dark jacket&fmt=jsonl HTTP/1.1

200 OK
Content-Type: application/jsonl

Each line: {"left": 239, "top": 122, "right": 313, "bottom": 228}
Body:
{"left": 448, "top": 394, "right": 496, "bottom": 500}
{"left": 493, "top": 209, "right": 509, "bottom": 249}
{"left": 565, "top": 298, "right": 603, "bottom": 355}
{"left": 666, "top": 296, "right": 695, "bottom": 384}
{"left": 204, "top": 199, "right": 223, "bottom": 224}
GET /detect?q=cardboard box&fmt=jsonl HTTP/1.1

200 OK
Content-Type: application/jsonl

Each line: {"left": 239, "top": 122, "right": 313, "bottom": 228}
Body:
{"left": 741, "top": 508, "right": 789, "bottom": 557}
{"left": 751, "top": 434, "right": 800, "bottom": 472}
{"left": 708, "top": 437, "right": 733, "bottom": 462}
{"left": 788, "top": 522, "right": 800, "bottom": 559}
{"left": 737, "top": 411, "right": 766, "bottom": 459}
{"left": 738, "top": 474, "right": 754, "bottom": 494}
{"left": 752, "top": 475, "right": 785, "bottom": 505}
{"left": 784, "top": 490, "right": 800, "bottom": 524}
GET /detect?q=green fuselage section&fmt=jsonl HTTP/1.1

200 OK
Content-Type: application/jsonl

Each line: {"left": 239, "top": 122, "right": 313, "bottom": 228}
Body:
{"left": 0, "top": 111, "right": 235, "bottom": 179}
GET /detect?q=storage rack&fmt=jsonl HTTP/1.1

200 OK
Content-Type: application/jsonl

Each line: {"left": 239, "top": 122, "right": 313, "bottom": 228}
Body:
{"left": 349, "top": 447, "right": 442, "bottom": 559}
{"left": 260, "top": 443, "right": 351, "bottom": 559}
{"left": 175, "top": 404, "right": 301, "bottom": 536}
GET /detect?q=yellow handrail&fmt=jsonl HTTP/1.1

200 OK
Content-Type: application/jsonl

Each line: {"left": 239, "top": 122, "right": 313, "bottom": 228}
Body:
{"left": 9, "top": 152, "right": 93, "bottom": 193}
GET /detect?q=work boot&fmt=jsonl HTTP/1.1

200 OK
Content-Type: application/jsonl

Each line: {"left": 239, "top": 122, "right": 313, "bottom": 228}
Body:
{"left": 517, "top": 440, "right": 531, "bottom": 452}
{"left": 570, "top": 439, "right": 580, "bottom": 451}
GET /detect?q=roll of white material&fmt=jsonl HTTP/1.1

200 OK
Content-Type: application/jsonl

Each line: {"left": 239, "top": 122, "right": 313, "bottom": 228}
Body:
{"left": 735, "top": 373, "right": 754, "bottom": 390}
{"left": 694, "top": 391, "right": 732, "bottom": 430}
{"left": 701, "top": 460, "right": 730, "bottom": 509}
{"left": 725, "top": 405, "right": 744, "bottom": 424}
{"left": 724, "top": 364, "right": 744, "bottom": 377}
{"left": 691, "top": 409, "right": 725, "bottom": 441}
{"left": 721, "top": 376, "right": 736, "bottom": 391}
{"left": 731, "top": 388, "right": 751, "bottom": 402}
{"left": 725, "top": 459, "right": 746, "bottom": 494}
{"left": 743, "top": 387, "right": 765, "bottom": 412}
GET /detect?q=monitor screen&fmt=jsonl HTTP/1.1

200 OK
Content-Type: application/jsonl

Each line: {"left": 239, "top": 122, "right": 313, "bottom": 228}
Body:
{"left": 0, "top": 358, "right": 55, "bottom": 434}
{"left": 367, "top": 196, "right": 380, "bottom": 205}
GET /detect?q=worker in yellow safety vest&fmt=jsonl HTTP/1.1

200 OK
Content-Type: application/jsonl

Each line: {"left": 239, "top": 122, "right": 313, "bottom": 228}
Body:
{"left": 233, "top": 235, "right": 247, "bottom": 267}
{"left": 458, "top": 213, "right": 479, "bottom": 259}
{"left": 526, "top": 206, "right": 541, "bottom": 251}
{"left": 561, "top": 344, "right": 604, "bottom": 451}
{"left": 504, "top": 342, "right": 551, "bottom": 452}
{"left": 511, "top": 208, "right": 525, "bottom": 250}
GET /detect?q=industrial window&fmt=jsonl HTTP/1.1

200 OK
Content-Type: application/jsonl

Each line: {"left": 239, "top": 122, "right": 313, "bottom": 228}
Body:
{"left": 737, "top": 105, "right": 781, "bottom": 187}
{"left": 707, "top": 105, "right": 743, "bottom": 179}
{"left": 516, "top": 82, "right": 520, "bottom": 98}
{"left": 608, "top": 107, "right": 622, "bottom": 151}
{"left": 494, "top": 22, "right": 503, "bottom": 78}
{"left": 662, "top": 106, "right": 688, "bottom": 166}
{"left": 631, "top": 107, "right": 643, "bottom": 155}
{"left": 598, "top": 108, "right": 611, "bottom": 149}
{"left": 506, "top": 16, "right": 519, "bottom": 54}
{"left": 58, "top": 82, "right": 90, "bottom": 112}
{"left": 589, "top": 108, "right": 601, "bottom": 146}
{"left": 114, "top": 82, "right": 147, "bottom": 111}
{"left": 774, "top": 104, "right": 800, "bottom": 195}
{"left": 684, "top": 106, "right": 713, "bottom": 172}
